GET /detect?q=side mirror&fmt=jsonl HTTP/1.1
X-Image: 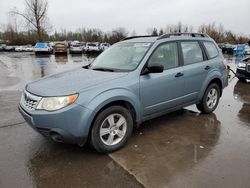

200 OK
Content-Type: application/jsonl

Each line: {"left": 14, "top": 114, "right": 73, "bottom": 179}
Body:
{"left": 143, "top": 63, "right": 164, "bottom": 74}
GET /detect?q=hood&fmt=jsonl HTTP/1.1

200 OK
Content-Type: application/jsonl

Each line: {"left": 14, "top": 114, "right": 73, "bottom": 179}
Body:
{"left": 26, "top": 68, "right": 127, "bottom": 96}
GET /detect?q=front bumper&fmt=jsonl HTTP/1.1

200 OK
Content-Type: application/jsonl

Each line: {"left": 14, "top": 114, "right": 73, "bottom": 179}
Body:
{"left": 18, "top": 102, "right": 94, "bottom": 145}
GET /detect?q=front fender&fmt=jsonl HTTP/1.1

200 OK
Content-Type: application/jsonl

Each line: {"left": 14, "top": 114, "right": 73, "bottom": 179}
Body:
{"left": 75, "top": 88, "right": 142, "bottom": 136}
{"left": 87, "top": 88, "right": 142, "bottom": 121}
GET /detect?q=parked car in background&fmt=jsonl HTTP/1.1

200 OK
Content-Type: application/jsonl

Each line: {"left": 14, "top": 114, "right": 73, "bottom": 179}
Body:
{"left": 19, "top": 33, "right": 227, "bottom": 153}
{"left": 217, "top": 43, "right": 225, "bottom": 49}
{"left": 15, "top": 46, "right": 25, "bottom": 52}
{"left": 69, "top": 43, "right": 82, "bottom": 54}
{"left": 54, "top": 43, "right": 68, "bottom": 55}
{"left": 34, "top": 42, "right": 53, "bottom": 55}
{"left": 100, "top": 43, "right": 111, "bottom": 51}
{"left": 244, "top": 45, "right": 250, "bottom": 55}
{"left": 24, "top": 45, "right": 34, "bottom": 52}
{"left": 218, "top": 43, "right": 234, "bottom": 55}
{"left": 0, "top": 44, "right": 7, "bottom": 51}
{"left": 49, "top": 42, "right": 55, "bottom": 48}
{"left": 236, "top": 57, "right": 250, "bottom": 81}
{"left": 85, "top": 42, "right": 101, "bottom": 53}
{"left": 5, "top": 45, "right": 15, "bottom": 52}
{"left": 15, "top": 45, "right": 34, "bottom": 52}
{"left": 234, "top": 44, "right": 246, "bottom": 56}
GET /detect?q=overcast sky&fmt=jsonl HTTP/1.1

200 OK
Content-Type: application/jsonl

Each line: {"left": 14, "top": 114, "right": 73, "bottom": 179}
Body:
{"left": 0, "top": 0, "right": 249, "bottom": 35}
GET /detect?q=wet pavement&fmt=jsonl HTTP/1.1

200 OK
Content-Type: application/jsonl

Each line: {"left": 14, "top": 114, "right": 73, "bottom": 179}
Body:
{"left": 0, "top": 52, "right": 93, "bottom": 91}
{"left": 0, "top": 52, "right": 250, "bottom": 188}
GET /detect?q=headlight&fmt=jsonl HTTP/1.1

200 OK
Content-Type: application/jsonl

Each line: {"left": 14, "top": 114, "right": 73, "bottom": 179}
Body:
{"left": 36, "top": 94, "right": 78, "bottom": 111}
{"left": 237, "top": 62, "right": 246, "bottom": 68}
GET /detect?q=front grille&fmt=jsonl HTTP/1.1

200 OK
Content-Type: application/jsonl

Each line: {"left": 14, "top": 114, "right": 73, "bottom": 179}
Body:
{"left": 21, "top": 90, "right": 41, "bottom": 111}
{"left": 247, "top": 64, "right": 250, "bottom": 73}
{"left": 23, "top": 99, "right": 38, "bottom": 110}
{"left": 37, "top": 128, "right": 50, "bottom": 137}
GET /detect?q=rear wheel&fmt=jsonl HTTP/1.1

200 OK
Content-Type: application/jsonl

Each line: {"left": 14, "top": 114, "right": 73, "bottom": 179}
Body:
{"left": 196, "top": 83, "right": 220, "bottom": 114}
{"left": 90, "top": 106, "right": 133, "bottom": 153}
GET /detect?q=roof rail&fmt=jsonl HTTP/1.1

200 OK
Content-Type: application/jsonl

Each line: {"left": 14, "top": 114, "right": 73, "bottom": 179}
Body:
{"left": 121, "top": 35, "right": 156, "bottom": 41}
{"left": 158, "top": 33, "right": 209, "bottom": 40}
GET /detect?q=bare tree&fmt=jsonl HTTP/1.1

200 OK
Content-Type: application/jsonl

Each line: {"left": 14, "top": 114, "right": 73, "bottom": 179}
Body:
{"left": 108, "top": 27, "right": 128, "bottom": 43}
{"left": 164, "top": 22, "right": 193, "bottom": 34}
{"left": 10, "top": 0, "right": 49, "bottom": 41}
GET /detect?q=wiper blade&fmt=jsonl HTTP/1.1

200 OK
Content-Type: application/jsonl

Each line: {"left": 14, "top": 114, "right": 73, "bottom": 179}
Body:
{"left": 82, "top": 64, "right": 91, "bottom": 69}
{"left": 91, "top": 67, "right": 114, "bottom": 72}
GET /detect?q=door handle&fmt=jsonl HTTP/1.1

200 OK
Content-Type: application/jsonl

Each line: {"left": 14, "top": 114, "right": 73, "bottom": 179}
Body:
{"left": 175, "top": 72, "right": 184, "bottom": 78}
{"left": 205, "top": 66, "right": 211, "bottom": 70}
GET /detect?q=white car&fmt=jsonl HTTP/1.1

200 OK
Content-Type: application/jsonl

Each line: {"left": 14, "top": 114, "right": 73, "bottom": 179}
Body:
{"left": 100, "top": 43, "right": 111, "bottom": 51}
{"left": 24, "top": 46, "right": 34, "bottom": 52}
{"left": 69, "top": 44, "right": 83, "bottom": 54}
{"left": 15, "top": 46, "right": 24, "bottom": 52}
{"left": 85, "top": 42, "right": 101, "bottom": 53}
{"left": 16, "top": 45, "right": 34, "bottom": 52}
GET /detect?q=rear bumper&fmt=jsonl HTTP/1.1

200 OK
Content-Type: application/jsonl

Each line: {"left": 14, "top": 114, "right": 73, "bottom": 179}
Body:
{"left": 18, "top": 103, "right": 94, "bottom": 145}
{"left": 70, "top": 50, "right": 82, "bottom": 53}
{"left": 34, "top": 48, "right": 50, "bottom": 52}
{"left": 54, "top": 51, "right": 67, "bottom": 53}
{"left": 86, "top": 48, "right": 100, "bottom": 52}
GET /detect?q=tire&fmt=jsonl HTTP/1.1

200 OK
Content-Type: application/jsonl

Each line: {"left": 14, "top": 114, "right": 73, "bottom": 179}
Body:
{"left": 90, "top": 106, "right": 133, "bottom": 153}
{"left": 196, "top": 83, "right": 220, "bottom": 114}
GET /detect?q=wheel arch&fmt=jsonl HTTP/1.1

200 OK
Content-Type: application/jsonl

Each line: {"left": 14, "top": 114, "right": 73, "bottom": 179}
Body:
{"left": 208, "top": 78, "right": 223, "bottom": 96}
{"left": 199, "top": 75, "right": 223, "bottom": 101}
{"left": 92, "top": 100, "right": 137, "bottom": 127}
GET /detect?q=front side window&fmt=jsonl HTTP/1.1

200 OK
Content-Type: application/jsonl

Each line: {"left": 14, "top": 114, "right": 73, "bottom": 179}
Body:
{"left": 203, "top": 41, "right": 219, "bottom": 59}
{"left": 148, "top": 42, "right": 179, "bottom": 70}
{"left": 90, "top": 42, "right": 151, "bottom": 71}
{"left": 181, "top": 41, "right": 203, "bottom": 65}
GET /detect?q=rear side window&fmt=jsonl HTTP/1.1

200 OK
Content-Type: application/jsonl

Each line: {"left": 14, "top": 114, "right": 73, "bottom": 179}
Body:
{"left": 181, "top": 41, "right": 203, "bottom": 65}
{"left": 203, "top": 41, "right": 219, "bottom": 59}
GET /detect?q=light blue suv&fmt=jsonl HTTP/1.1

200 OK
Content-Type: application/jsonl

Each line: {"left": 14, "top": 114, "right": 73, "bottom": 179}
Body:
{"left": 19, "top": 33, "right": 228, "bottom": 153}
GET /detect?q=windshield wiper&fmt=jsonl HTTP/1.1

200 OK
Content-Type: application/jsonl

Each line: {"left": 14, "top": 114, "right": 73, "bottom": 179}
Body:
{"left": 91, "top": 67, "right": 114, "bottom": 72}
{"left": 82, "top": 64, "right": 91, "bottom": 69}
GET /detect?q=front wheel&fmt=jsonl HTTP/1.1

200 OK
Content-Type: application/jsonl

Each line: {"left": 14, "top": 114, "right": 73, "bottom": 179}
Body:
{"left": 90, "top": 106, "right": 133, "bottom": 153}
{"left": 196, "top": 83, "right": 220, "bottom": 114}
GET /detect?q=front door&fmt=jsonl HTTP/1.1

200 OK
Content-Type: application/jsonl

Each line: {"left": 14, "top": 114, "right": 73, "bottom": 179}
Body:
{"left": 140, "top": 42, "right": 184, "bottom": 116}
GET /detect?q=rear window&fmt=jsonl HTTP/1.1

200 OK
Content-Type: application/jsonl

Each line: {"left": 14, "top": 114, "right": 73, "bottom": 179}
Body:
{"left": 35, "top": 43, "right": 47, "bottom": 48}
{"left": 203, "top": 41, "right": 219, "bottom": 59}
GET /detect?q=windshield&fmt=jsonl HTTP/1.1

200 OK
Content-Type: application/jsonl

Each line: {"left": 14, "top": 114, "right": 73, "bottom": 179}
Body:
{"left": 90, "top": 42, "right": 151, "bottom": 71}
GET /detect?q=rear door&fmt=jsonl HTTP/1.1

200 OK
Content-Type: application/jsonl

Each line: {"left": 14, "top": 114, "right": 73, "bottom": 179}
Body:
{"left": 180, "top": 40, "right": 211, "bottom": 104}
